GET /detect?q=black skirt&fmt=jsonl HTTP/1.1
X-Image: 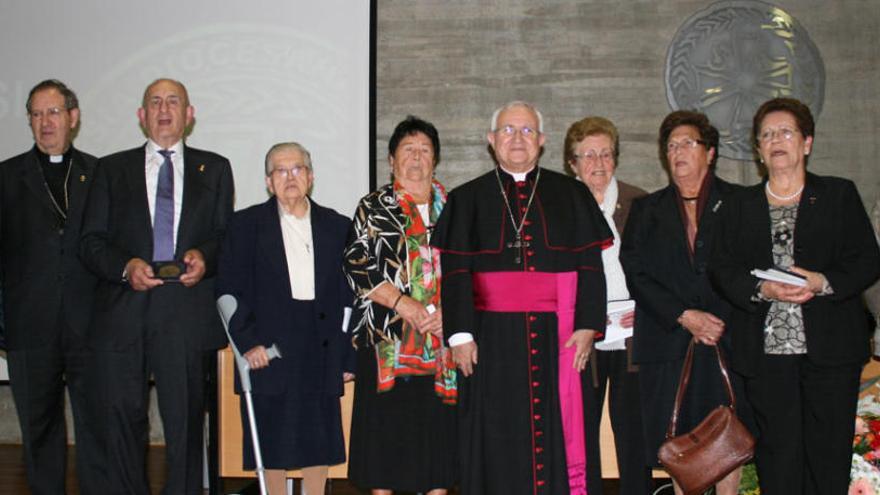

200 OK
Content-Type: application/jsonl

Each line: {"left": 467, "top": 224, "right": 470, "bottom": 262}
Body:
{"left": 240, "top": 390, "right": 345, "bottom": 470}
{"left": 639, "top": 343, "right": 754, "bottom": 467}
{"left": 347, "top": 346, "right": 458, "bottom": 491}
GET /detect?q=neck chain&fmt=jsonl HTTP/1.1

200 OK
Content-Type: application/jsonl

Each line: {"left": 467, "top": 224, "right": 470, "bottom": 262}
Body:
{"left": 495, "top": 166, "right": 541, "bottom": 263}
{"left": 282, "top": 213, "right": 312, "bottom": 254}
{"left": 765, "top": 181, "right": 804, "bottom": 202}
{"left": 42, "top": 158, "right": 73, "bottom": 220}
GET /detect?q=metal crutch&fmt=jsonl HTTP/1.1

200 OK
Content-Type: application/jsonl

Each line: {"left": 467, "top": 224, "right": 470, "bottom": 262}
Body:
{"left": 217, "top": 294, "right": 282, "bottom": 495}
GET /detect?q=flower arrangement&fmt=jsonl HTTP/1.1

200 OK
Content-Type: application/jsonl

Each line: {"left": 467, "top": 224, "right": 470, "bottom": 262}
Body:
{"left": 738, "top": 463, "right": 760, "bottom": 495}
{"left": 851, "top": 391, "right": 880, "bottom": 494}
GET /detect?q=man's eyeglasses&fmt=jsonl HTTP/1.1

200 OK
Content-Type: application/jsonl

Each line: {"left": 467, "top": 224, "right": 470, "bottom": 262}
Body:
{"left": 29, "top": 107, "right": 67, "bottom": 120}
{"left": 497, "top": 125, "right": 539, "bottom": 138}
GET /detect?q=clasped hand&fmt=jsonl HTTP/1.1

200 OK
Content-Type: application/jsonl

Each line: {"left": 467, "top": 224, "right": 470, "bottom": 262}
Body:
{"left": 679, "top": 309, "right": 724, "bottom": 346}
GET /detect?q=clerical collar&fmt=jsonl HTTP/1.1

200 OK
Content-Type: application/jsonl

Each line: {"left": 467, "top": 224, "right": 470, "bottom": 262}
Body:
{"left": 498, "top": 164, "right": 536, "bottom": 182}
{"left": 34, "top": 146, "right": 72, "bottom": 166}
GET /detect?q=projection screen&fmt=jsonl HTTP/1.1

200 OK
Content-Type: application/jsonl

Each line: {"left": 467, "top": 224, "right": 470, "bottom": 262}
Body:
{"left": 0, "top": 0, "right": 373, "bottom": 379}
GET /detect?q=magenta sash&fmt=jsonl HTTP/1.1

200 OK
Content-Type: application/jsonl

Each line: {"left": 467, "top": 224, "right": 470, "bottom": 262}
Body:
{"left": 473, "top": 271, "right": 587, "bottom": 495}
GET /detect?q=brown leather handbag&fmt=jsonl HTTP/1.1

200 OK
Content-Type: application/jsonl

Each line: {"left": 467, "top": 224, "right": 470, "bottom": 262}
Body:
{"left": 657, "top": 339, "right": 755, "bottom": 495}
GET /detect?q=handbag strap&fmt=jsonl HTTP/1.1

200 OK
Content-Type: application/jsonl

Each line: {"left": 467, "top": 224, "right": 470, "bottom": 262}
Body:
{"left": 665, "top": 338, "right": 737, "bottom": 439}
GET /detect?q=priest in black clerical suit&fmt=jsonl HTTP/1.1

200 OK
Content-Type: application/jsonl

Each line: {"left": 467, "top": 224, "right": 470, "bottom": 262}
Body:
{"left": 0, "top": 80, "right": 104, "bottom": 494}
{"left": 432, "top": 101, "right": 610, "bottom": 495}
{"left": 79, "top": 79, "right": 234, "bottom": 495}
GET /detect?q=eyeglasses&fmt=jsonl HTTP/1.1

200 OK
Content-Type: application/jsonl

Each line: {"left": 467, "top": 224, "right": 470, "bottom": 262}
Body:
{"left": 271, "top": 165, "right": 310, "bottom": 179}
{"left": 573, "top": 149, "right": 615, "bottom": 163}
{"left": 666, "top": 138, "right": 706, "bottom": 154}
{"left": 29, "top": 107, "right": 67, "bottom": 120}
{"left": 497, "top": 125, "right": 539, "bottom": 139}
{"left": 758, "top": 127, "right": 799, "bottom": 144}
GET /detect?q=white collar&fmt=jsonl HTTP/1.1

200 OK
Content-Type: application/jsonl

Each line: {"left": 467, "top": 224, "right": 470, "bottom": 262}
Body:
{"left": 499, "top": 164, "right": 536, "bottom": 182}
{"left": 279, "top": 196, "right": 311, "bottom": 220}
{"left": 146, "top": 139, "right": 184, "bottom": 156}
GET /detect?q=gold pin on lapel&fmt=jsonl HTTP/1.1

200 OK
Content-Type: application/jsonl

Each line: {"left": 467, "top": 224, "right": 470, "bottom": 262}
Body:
{"left": 79, "top": 175, "right": 86, "bottom": 182}
{"left": 198, "top": 164, "right": 205, "bottom": 172}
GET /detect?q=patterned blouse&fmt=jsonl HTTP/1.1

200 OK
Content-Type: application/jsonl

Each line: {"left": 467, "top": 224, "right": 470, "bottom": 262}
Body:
{"left": 343, "top": 181, "right": 446, "bottom": 346}
{"left": 764, "top": 204, "right": 808, "bottom": 354}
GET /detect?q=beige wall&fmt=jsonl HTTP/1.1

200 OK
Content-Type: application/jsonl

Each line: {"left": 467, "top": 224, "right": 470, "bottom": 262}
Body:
{"left": 375, "top": 0, "right": 880, "bottom": 210}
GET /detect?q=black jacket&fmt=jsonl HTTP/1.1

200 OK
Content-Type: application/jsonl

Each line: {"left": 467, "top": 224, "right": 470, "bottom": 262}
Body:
{"left": 0, "top": 146, "right": 97, "bottom": 349}
{"left": 710, "top": 173, "right": 880, "bottom": 375}
{"left": 622, "top": 176, "right": 742, "bottom": 364}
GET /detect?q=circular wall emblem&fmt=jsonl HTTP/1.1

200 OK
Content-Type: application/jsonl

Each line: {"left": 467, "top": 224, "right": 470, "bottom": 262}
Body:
{"left": 665, "top": 1, "right": 824, "bottom": 161}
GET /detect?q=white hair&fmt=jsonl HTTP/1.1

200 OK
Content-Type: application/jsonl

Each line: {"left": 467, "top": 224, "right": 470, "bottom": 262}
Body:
{"left": 490, "top": 100, "right": 544, "bottom": 133}
{"left": 264, "top": 142, "right": 312, "bottom": 176}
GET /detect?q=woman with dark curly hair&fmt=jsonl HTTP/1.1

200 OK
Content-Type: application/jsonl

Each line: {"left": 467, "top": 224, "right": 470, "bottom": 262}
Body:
{"left": 343, "top": 116, "right": 457, "bottom": 495}
{"left": 621, "top": 110, "right": 752, "bottom": 495}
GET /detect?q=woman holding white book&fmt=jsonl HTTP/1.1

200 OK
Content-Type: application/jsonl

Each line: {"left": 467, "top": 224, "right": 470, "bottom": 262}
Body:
{"left": 711, "top": 97, "right": 880, "bottom": 494}
{"left": 564, "top": 116, "right": 652, "bottom": 495}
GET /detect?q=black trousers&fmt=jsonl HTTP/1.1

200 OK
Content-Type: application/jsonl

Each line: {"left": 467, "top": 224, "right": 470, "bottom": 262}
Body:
{"left": 94, "top": 329, "right": 209, "bottom": 495}
{"left": 7, "top": 320, "right": 106, "bottom": 495}
{"left": 583, "top": 348, "right": 654, "bottom": 495}
{"left": 745, "top": 354, "right": 861, "bottom": 495}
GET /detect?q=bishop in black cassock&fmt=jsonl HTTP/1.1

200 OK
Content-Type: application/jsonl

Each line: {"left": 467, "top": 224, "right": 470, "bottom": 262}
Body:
{"left": 432, "top": 102, "right": 610, "bottom": 494}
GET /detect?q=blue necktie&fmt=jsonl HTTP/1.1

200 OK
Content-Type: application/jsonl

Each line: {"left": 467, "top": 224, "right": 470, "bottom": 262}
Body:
{"left": 153, "top": 149, "right": 175, "bottom": 261}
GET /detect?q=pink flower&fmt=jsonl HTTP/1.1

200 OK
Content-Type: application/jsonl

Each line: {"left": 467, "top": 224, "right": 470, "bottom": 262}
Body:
{"left": 858, "top": 417, "right": 871, "bottom": 435}
{"left": 850, "top": 478, "right": 877, "bottom": 495}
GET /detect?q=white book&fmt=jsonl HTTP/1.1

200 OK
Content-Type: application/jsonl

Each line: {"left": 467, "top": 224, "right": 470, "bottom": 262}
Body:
{"left": 750, "top": 267, "right": 807, "bottom": 287}
{"left": 595, "top": 299, "right": 636, "bottom": 351}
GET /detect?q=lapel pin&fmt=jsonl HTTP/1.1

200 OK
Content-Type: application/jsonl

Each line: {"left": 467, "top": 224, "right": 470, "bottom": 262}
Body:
{"left": 79, "top": 175, "right": 86, "bottom": 182}
{"left": 712, "top": 200, "right": 722, "bottom": 212}
{"left": 198, "top": 164, "right": 205, "bottom": 172}
{"left": 809, "top": 196, "right": 816, "bottom": 205}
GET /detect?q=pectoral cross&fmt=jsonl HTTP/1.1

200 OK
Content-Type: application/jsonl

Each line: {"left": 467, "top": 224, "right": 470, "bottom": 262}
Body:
{"left": 507, "top": 233, "right": 530, "bottom": 264}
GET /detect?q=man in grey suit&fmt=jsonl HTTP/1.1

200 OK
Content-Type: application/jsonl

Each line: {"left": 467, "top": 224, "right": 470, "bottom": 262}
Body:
{"left": 0, "top": 79, "right": 103, "bottom": 494}
{"left": 80, "top": 78, "right": 234, "bottom": 495}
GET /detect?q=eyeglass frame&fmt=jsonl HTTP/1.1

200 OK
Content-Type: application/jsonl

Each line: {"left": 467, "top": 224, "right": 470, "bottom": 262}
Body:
{"left": 757, "top": 127, "right": 800, "bottom": 144}
{"left": 496, "top": 124, "right": 540, "bottom": 139}
{"left": 572, "top": 148, "right": 616, "bottom": 163}
{"left": 28, "top": 107, "right": 68, "bottom": 120}
{"left": 666, "top": 138, "right": 707, "bottom": 154}
{"left": 270, "top": 165, "right": 311, "bottom": 179}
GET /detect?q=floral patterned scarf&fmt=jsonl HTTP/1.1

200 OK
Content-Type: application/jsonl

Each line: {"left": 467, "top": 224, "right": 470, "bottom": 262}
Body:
{"left": 375, "top": 179, "right": 457, "bottom": 404}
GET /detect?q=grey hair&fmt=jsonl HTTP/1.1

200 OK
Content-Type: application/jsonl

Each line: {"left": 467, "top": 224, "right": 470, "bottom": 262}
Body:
{"left": 264, "top": 142, "right": 313, "bottom": 176}
{"left": 490, "top": 100, "right": 544, "bottom": 133}
{"left": 26, "top": 79, "right": 79, "bottom": 113}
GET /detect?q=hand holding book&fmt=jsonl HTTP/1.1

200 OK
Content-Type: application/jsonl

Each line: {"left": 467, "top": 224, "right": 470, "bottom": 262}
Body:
{"left": 752, "top": 265, "right": 829, "bottom": 304}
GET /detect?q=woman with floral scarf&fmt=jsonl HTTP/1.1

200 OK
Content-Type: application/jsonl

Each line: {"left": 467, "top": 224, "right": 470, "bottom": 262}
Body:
{"left": 343, "top": 116, "right": 457, "bottom": 495}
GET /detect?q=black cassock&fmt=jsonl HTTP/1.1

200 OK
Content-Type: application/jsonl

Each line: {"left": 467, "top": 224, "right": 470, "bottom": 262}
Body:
{"left": 432, "top": 166, "right": 610, "bottom": 494}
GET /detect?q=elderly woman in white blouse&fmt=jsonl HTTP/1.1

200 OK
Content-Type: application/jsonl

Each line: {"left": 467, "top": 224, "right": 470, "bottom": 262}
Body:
{"left": 217, "top": 142, "right": 353, "bottom": 495}
{"left": 564, "top": 117, "right": 653, "bottom": 495}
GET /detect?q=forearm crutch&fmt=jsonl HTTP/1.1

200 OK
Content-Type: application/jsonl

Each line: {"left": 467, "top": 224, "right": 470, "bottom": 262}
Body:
{"left": 217, "top": 294, "right": 281, "bottom": 495}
